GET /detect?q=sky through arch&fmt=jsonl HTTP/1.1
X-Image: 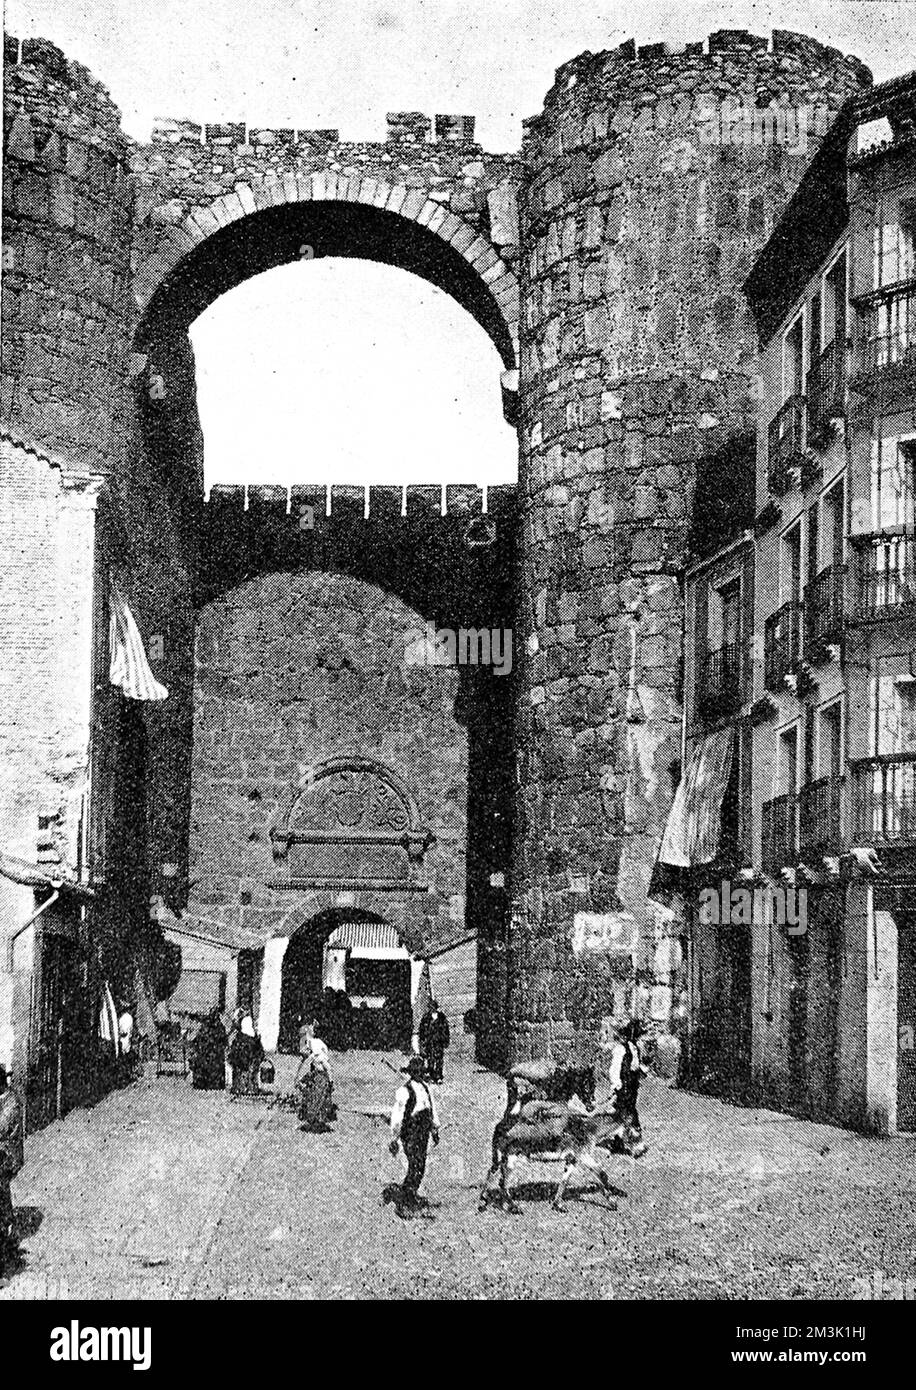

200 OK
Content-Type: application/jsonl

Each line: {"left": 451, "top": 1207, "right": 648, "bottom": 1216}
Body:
{"left": 189, "top": 258, "right": 517, "bottom": 492}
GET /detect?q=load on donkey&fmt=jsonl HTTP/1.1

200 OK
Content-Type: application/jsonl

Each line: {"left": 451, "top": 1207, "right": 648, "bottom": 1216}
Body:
{"left": 480, "top": 1027, "right": 648, "bottom": 1213}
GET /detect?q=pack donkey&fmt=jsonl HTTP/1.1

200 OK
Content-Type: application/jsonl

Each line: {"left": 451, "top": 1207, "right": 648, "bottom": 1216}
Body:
{"left": 479, "top": 1087, "right": 633, "bottom": 1214}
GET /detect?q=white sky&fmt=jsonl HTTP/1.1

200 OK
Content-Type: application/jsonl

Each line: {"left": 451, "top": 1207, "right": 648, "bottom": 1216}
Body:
{"left": 5, "top": 0, "right": 915, "bottom": 489}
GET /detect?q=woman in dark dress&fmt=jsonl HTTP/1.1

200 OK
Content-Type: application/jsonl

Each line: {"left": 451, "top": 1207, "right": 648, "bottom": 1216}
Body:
{"left": 295, "top": 1028, "right": 334, "bottom": 1132}
{"left": 190, "top": 1009, "right": 228, "bottom": 1090}
{"left": 228, "top": 1015, "right": 264, "bottom": 1095}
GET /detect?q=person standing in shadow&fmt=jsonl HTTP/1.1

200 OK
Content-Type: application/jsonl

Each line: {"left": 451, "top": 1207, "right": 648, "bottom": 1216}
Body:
{"left": 189, "top": 1008, "right": 228, "bottom": 1090}
{"left": 418, "top": 1001, "right": 450, "bottom": 1084}
{"left": 0, "top": 1065, "right": 24, "bottom": 1270}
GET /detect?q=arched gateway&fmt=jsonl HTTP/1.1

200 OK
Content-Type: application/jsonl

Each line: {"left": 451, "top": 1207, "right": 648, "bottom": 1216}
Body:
{"left": 1, "top": 30, "right": 873, "bottom": 1103}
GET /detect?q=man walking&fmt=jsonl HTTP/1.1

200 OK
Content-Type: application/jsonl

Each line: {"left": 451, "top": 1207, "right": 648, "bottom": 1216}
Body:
{"left": 389, "top": 1056, "right": 440, "bottom": 1217}
{"left": 0, "top": 1065, "right": 24, "bottom": 1269}
{"left": 608, "top": 1019, "right": 648, "bottom": 1155}
{"left": 418, "top": 1000, "right": 450, "bottom": 1084}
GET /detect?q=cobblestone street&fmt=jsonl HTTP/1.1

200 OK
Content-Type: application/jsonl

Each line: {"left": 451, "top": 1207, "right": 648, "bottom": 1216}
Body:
{"left": 2, "top": 1054, "right": 915, "bottom": 1301}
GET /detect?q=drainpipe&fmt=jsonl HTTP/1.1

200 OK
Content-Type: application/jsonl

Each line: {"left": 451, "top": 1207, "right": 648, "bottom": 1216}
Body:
{"left": 7, "top": 890, "right": 60, "bottom": 973}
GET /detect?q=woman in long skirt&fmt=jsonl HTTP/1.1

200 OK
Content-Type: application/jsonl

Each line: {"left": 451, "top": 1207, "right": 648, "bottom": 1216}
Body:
{"left": 190, "top": 1009, "right": 227, "bottom": 1090}
{"left": 228, "top": 1015, "right": 264, "bottom": 1095}
{"left": 295, "top": 1027, "right": 334, "bottom": 1131}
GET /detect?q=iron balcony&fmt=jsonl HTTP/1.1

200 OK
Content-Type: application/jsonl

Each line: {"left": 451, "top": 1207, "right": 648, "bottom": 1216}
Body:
{"left": 805, "top": 340, "right": 846, "bottom": 441}
{"left": 764, "top": 600, "right": 803, "bottom": 691}
{"left": 696, "top": 641, "right": 747, "bottom": 721}
{"left": 851, "top": 753, "right": 916, "bottom": 847}
{"left": 804, "top": 564, "right": 845, "bottom": 661}
{"left": 762, "top": 791, "right": 799, "bottom": 873}
{"left": 767, "top": 394, "right": 806, "bottom": 495}
{"left": 799, "top": 775, "right": 845, "bottom": 857}
{"left": 857, "top": 282, "right": 916, "bottom": 378}
{"left": 851, "top": 529, "right": 916, "bottom": 622}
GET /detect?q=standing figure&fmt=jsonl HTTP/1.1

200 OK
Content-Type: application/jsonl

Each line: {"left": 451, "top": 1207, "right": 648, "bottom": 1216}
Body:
{"left": 189, "top": 1008, "right": 228, "bottom": 1090}
{"left": 295, "top": 1025, "right": 335, "bottom": 1132}
{"left": 418, "top": 1001, "right": 450, "bottom": 1084}
{"left": 0, "top": 1066, "right": 24, "bottom": 1269}
{"left": 117, "top": 1001, "right": 136, "bottom": 1084}
{"left": 389, "top": 1056, "right": 440, "bottom": 1217}
{"left": 608, "top": 1019, "right": 648, "bottom": 1154}
{"left": 228, "top": 1014, "right": 264, "bottom": 1095}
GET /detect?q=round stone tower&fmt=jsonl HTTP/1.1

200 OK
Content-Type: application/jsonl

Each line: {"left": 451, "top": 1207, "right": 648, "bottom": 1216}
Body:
{"left": 2, "top": 34, "right": 134, "bottom": 473}
{"left": 511, "top": 30, "right": 871, "bottom": 1065}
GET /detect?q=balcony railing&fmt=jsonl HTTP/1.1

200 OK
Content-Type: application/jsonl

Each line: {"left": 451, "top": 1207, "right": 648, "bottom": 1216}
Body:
{"left": 799, "top": 775, "right": 844, "bottom": 856}
{"left": 859, "top": 285, "right": 916, "bottom": 375}
{"left": 767, "top": 395, "right": 805, "bottom": 495}
{"left": 852, "top": 529, "right": 916, "bottom": 621}
{"left": 764, "top": 601, "right": 802, "bottom": 691}
{"left": 697, "top": 642, "right": 746, "bottom": 721}
{"left": 851, "top": 753, "right": 916, "bottom": 846}
{"left": 762, "top": 792, "right": 799, "bottom": 873}
{"left": 805, "top": 340, "right": 846, "bottom": 440}
{"left": 804, "top": 564, "right": 845, "bottom": 660}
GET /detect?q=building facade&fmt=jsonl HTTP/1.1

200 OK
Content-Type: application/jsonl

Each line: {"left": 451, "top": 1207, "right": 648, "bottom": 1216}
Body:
{"left": 677, "top": 73, "right": 916, "bottom": 1133}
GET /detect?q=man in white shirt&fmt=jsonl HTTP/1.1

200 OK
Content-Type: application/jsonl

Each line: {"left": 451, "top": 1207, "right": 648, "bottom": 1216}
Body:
{"left": 389, "top": 1055, "right": 440, "bottom": 1216}
{"left": 117, "top": 1004, "right": 136, "bottom": 1083}
{"left": 608, "top": 1019, "right": 648, "bottom": 1155}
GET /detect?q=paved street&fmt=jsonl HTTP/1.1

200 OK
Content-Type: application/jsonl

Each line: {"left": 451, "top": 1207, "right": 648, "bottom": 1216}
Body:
{"left": 2, "top": 1054, "right": 915, "bottom": 1300}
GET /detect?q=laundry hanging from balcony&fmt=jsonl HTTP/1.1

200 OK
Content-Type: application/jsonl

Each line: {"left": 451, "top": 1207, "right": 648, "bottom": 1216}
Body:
{"left": 109, "top": 584, "right": 168, "bottom": 701}
{"left": 657, "top": 726, "right": 735, "bottom": 869}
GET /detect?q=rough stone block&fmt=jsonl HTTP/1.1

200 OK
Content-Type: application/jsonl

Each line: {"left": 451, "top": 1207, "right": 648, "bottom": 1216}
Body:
{"left": 330, "top": 485, "right": 364, "bottom": 518}
{"left": 152, "top": 117, "right": 203, "bottom": 145}
{"left": 445, "top": 485, "right": 482, "bottom": 517}
{"left": 205, "top": 121, "right": 245, "bottom": 145}
{"left": 367, "top": 486, "right": 403, "bottom": 520}
{"left": 405, "top": 485, "right": 441, "bottom": 517}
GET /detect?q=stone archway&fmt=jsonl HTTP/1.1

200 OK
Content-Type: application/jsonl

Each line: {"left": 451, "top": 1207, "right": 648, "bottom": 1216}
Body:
{"left": 133, "top": 179, "right": 519, "bottom": 373}
{"left": 275, "top": 906, "right": 417, "bottom": 1054}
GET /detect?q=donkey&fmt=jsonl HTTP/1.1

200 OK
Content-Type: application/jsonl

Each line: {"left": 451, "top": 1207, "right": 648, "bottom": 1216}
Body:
{"left": 479, "top": 1097, "right": 631, "bottom": 1214}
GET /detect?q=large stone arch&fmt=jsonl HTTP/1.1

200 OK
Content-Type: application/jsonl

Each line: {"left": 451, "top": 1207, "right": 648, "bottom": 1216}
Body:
{"left": 132, "top": 177, "right": 519, "bottom": 371}
{"left": 261, "top": 891, "right": 433, "bottom": 1053}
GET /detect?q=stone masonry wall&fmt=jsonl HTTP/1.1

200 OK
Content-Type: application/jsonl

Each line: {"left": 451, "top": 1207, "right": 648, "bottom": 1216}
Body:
{"left": 131, "top": 113, "right": 519, "bottom": 248}
{"left": 511, "top": 30, "right": 872, "bottom": 1066}
{"left": 187, "top": 570, "right": 467, "bottom": 954}
{"left": 2, "top": 37, "right": 134, "bottom": 474}
{"left": 129, "top": 112, "right": 521, "bottom": 322}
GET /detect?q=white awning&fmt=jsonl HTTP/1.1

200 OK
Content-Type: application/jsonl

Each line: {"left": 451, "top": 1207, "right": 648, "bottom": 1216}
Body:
{"left": 326, "top": 919, "right": 411, "bottom": 960}
{"left": 657, "top": 726, "right": 735, "bottom": 869}
{"left": 109, "top": 584, "right": 168, "bottom": 701}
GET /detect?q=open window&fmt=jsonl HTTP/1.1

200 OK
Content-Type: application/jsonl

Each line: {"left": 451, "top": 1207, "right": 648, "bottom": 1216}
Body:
{"left": 778, "top": 723, "right": 801, "bottom": 797}
{"left": 781, "top": 519, "right": 803, "bottom": 606}
{"left": 783, "top": 313, "right": 805, "bottom": 402}
{"left": 873, "top": 201, "right": 916, "bottom": 291}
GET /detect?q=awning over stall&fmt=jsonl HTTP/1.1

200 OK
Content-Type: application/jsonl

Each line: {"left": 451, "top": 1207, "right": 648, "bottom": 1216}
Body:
{"left": 326, "top": 919, "right": 411, "bottom": 960}
{"left": 657, "top": 726, "right": 735, "bottom": 869}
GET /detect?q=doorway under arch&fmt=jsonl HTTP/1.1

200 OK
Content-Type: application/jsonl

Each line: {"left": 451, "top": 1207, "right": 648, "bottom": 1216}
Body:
{"left": 277, "top": 907, "right": 419, "bottom": 1054}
